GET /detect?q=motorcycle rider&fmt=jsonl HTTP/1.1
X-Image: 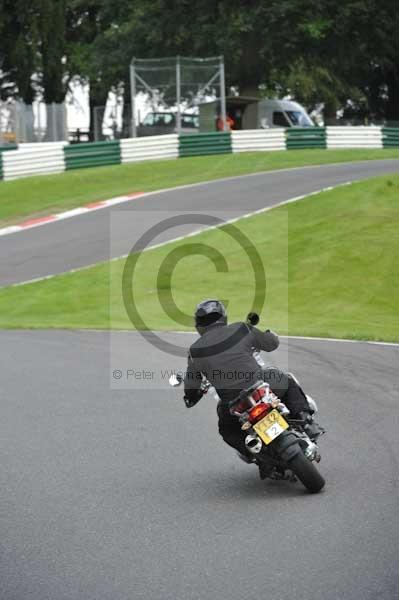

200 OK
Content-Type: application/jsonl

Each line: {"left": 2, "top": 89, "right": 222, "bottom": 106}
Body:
{"left": 183, "top": 299, "right": 322, "bottom": 475}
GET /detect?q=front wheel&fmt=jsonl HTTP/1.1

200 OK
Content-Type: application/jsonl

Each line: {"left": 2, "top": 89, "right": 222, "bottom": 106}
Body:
{"left": 289, "top": 452, "right": 325, "bottom": 493}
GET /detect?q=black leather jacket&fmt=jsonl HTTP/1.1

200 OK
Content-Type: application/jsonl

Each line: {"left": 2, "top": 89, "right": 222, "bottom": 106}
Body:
{"left": 184, "top": 322, "right": 279, "bottom": 406}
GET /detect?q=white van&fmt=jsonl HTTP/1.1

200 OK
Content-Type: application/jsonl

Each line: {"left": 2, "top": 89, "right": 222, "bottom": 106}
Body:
{"left": 258, "top": 99, "right": 314, "bottom": 128}
{"left": 198, "top": 96, "right": 314, "bottom": 132}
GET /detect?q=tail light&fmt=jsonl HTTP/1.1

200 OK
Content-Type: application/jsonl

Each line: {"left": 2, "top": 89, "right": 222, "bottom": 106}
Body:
{"left": 233, "top": 397, "right": 253, "bottom": 414}
{"left": 248, "top": 402, "right": 272, "bottom": 424}
{"left": 251, "top": 386, "right": 267, "bottom": 402}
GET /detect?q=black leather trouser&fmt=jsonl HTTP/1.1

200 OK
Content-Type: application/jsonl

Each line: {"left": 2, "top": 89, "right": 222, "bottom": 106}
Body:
{"left": 217, "top": 367, "right": 309, "bottom": 456}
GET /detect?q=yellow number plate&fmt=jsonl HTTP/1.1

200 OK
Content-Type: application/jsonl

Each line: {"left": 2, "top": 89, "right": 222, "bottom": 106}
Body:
{"left": 253, "top": 409, "right": 288, "bottom": 445}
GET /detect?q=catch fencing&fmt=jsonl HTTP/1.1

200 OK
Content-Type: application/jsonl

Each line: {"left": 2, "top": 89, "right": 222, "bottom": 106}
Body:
{"left": 1, "top": 126, "right": 399, "bottom": 182}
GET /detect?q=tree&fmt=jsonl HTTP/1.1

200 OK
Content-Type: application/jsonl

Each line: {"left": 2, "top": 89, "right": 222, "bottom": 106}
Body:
{"left": 87, "top": 0, "right": 356, "bottom": 118}
{"left": 0, "top": 0, "right": 39, "bottom": 104}
{"left": 65, "top": 0, "right": 115, "bottom": 139}
{"left": 40, "top": 0, "right": 66, "bottom": 104}
{"left": 3, "top": 0, "right": 399, "bottom": 129}
{"left": 89, "top": 0, "right": 399, "bottom": 122}
{"left": 360, "top": 0, "right": 399, "bottom": 121}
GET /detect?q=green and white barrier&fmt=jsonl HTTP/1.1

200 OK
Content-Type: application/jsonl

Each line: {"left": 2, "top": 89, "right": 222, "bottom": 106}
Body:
{"left": 0, "top": 127, "right": 398, "bottom": 183}
{"left": 179, "top": 132, "right": 231, "bottom": 157}
{"left": 120, "top": 134, "right": 178, "bottom": 163}
{"left": 326, "top": 126, "right": 382, "bottom": 149}
{"left": 0, "top": 144, "right": 18, "bottom": 180}
{"left": 382, "top": 127, "right": 399, "bottom": 148}
{"left": 2, "top": 142, "right": 66, "bottom": 181}
{"left": 65, "top": 140, "right": 121, "bottom": 170}
{"left": 286, "top": 127, "right": 327, "bottom": 149}
{"left": 231, "top": 129, "right": 285, "bottom": 152}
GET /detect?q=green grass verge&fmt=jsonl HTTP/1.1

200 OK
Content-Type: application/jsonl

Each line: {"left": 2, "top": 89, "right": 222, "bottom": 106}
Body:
{"left": 1, "top": 174, "right": 398, "bottom": 341}
{"left": 1, "top": 148, "right": 399, "bottom": 225}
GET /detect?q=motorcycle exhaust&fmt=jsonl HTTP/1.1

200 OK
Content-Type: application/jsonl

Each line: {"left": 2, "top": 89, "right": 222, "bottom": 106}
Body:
{"left": 245, "top": 433, "right": 262, "bottom": 454}
{"left": 306, "top": 395, "right": 318, "bottom": 415}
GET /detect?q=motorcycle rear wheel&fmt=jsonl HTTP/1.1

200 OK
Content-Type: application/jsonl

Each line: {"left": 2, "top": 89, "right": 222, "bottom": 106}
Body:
{"left": 289, "top": 452, "right": 325, "bottom": 493}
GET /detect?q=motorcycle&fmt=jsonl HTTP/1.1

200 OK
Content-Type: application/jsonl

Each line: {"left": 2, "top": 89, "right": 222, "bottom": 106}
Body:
{"left": 169, "top": 313, "right": 326, "bottom": 494}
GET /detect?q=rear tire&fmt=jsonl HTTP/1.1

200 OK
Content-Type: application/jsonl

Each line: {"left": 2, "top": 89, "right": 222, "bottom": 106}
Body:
{"left": 289, "top": 452, "right": 325, "bottom": 493}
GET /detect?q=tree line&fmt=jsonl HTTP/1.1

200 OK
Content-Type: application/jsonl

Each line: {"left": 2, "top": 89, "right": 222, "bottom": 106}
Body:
{"left": 1, "top": 0, "right": 398, "bottom": 127}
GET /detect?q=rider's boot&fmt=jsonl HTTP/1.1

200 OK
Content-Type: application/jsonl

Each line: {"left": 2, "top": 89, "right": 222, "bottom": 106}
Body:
{"left": 258, "top": 461, "right": 272, "bottom": 480}
{"left": 298, "top": 411, "right": 326, "bottom": 441}
{"left": 236, "top": 451, "right": 256, "bottom": 464}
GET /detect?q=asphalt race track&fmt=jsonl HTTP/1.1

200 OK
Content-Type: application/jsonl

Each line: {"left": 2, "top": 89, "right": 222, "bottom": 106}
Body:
{"left": 1, "top": 161, "right": 399, "bottom": 599}
{"left": 1, "top": 330, "right": 398, "bottom": 600}
{"left": 1, "top": 159, "right": 399, "bottom": 286}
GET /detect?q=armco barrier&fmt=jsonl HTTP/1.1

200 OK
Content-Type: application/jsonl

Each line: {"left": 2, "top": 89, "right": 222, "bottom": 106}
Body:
{"left": 2, "top": 142, "right": 66, "bottom": 181}
{"left": 179, "top": 132, "right": 232, "bottom": 157}
{"left": 231, "top": 129, "right": 286, "bottom": 153}
{"left": 286, "top": 127, "right": 326, "bottom": 149}
{"left": 120, "top": 134, "right": 178, "bottom": 163}
{"left": 327, "top": 126, "right": 383, "bottom": 149}
{"left": 0, "top": 144, "right": 18, "bottom": 180}
{"left": 382, "top": 127, "right": 399, "bottom": 148}
{"left": 64, "top": 140, "right": 121, "bottom": 170}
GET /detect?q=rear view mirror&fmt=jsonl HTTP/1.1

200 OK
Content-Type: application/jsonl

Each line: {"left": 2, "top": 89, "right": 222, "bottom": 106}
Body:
{"left": 246, "top": 312, "right": 260, "bottom": 326}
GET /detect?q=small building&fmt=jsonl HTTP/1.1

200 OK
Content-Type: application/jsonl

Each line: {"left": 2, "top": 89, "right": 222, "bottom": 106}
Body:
{"left": 199, "top": 96, "right": 259, "bottom": 132}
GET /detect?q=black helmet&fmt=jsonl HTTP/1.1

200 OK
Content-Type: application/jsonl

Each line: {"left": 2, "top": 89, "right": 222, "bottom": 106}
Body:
{"left": 194, "top": 299, "right": 227, "bottom": 334}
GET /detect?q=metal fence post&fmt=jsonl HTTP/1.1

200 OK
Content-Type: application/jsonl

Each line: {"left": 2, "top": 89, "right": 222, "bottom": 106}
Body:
{"left": 37, "top": 101, "right": 41, "bottom": 142}
{"left": 176, "top": 55, "right": 181, "bottom": 134}
{"left": 130, "top": 59, "right": 137, "bottom": 137}
{"left": 219, "top": 56, "right": 227, "bottom": 132}
{"left": 52, "top": 103, "right": 57, "bottom": 141}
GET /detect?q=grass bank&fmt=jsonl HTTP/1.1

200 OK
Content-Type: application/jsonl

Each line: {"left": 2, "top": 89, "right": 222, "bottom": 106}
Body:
{"left": 1, "top": 148, "right": 399, "bottom": 225}
{"left": 1, "top": 173, "right": 398, "bottom": 341}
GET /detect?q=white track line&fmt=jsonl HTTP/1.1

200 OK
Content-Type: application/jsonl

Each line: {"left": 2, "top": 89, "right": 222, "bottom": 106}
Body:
{"left": 4, "top": 181, "right": 353, "bottom": 289}
{"left": 283, "top": 335, "right": 399, "bottom": 348}
{"left": 3, "top": 170, "right": 396, "bottom": 347}
{"left": 1, "top": 157, "right": 393, "bottom": 238}
{"left": 81, "top": 329, "right": 399, "bottom": 348}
